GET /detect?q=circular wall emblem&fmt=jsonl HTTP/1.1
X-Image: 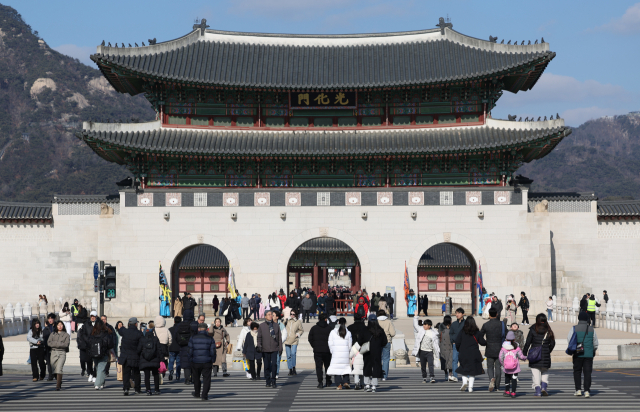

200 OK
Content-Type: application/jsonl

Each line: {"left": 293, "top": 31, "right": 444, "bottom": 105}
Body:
{"left": 288, "top": 197, "right": 298, "bottom": 204}
{"left": 469, "top": 196, "right": 479, "bottom": 203}
{"left": 168, "top": 197, "right": 179, "bottom": 205}
{"left": 379, "top": 197, "right": 390, "bottom": 204}
{"left": 226, "top": 197, "right": 236, "bottom": 205}
{"left": 257, "top": 197, "right": 267, "bottom": 205}
{"left": 411, "top": 196, "right": 422, "bottom": 204}
{"left": 348, "top": 197, "right": 359, "bottom": 204}
{"left": 497, "top": 196, "right": 507, "bottom": 203}
{"left": 140, "top": 197, "right": 150, "bottom": 205}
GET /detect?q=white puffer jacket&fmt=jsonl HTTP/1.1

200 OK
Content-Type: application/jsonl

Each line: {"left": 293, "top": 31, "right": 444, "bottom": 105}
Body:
{"left": 350, "top": 342, "right": 364, "bottom": 375}
{"left": 411, "top": 317, "right": 440, "bottom": 357}
{"left": 327, "top": 328, "right": 352, "bottom": 376}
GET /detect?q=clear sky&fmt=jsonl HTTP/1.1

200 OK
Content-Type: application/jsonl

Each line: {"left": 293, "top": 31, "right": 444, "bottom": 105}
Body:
{"left": 6, "top": 0, "right": 640, "bottom": 126}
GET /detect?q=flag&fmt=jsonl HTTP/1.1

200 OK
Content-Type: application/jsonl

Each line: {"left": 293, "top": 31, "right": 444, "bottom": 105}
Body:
{"left": 228, "top": 266, "right": 237, "bottom": 299}
{"left": 403, "top": 261, "right": 410, "bottom": 303}
{"left": 477, "top": 262, "right": 484, "bottom": 313}
{"left": 159, "top": 262, "right": 168, "bottom": 286}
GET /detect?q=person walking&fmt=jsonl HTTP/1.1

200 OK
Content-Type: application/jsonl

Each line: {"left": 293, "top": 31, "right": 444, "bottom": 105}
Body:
{"left": 570, "top": 312, "right": 598, "bottom": 398}
{"left": 454, "top": 316, "right": 486, "bottom": 392}
{"left": 182, "top": 292, "right": 197, "bottom": 322}
{"left": 241, "top": 293, "right": 250, "bottom": 319}
{"left": 70, "top": 299, "right": 79, "bottom": 333}
{"left": 377, "top": 310, "right": 396, "bottom": 381}
{"left": 242, "top": 321, "right": 262, "bottom": 380}
{"left": 363, "top": 314, "right": 388, "bottom": 392}
{"left": 407, "top": 289, "right": 417, "bottom": 317}
{"left": 587, "top": 295, "right": 600, "bottom": 327}
{"left": 257, "top": 310, "right": 283, "bottom": 388}
{"left": 438, "top": 316, "right": 455, "bottom": 381}
{"left": 89, "top": 319, "right": 114, "bottom": 390}
{"left": 412, "top": 317, "right": 439, "bottom": 383}
{"left": 301, "top": 294, "right": 313, "bottom": 323}
{"left": 327, "top": 317, "right": 352, "bottom": 390}
{"left": 27, "top": 319, "right": 46, "bottom": 381}
{"left": 284, "top": 310, "right": 304, "bottom": 376}
{"left": 118, "top": 318, "right": 143, "bottom": 395}
{"left": 379, "top": 296, "right": 389, "bottom": 316}
{"left": 43, "top": 313, "right": 57, "bottom": 381}
{"left": 209, "top": 318, "right": 230, "bottom": 377}
{"left": 480, "top": 307, "right": 506, "bottom": 392}
{"left": 546, "top": 297, "right": 554, "bottom": 322}
{"left": 523, "top": 313, "right": 556, "bottom": 397}
{"left": 173, "top": 296, "right": 183, "bottom": 317}
{"left": 492, "top": 296, "right": 503, "bottom": 319}
{"left": 47, "top": 321, "right": 70, "bottom": 390}
{"left": 167, "top": 316, "right": 182, "bottom": 381}
{"left": 348, "top": 312, "right": 370, "bottom": 390}
{"left": 421, "top": 294, "right": 429, "bottom": 316}
{"left": 308, "top": 312, "right": 333, "bottom": 388}
{"left": 153, "top": 315, "right": 171, "bottom": 381}
{"left": 59, "top": 303, "right": 72, "bottom": 339}
{"left": 0, "top": 332, "right": 4, "bottom": 377}
{"left": 137, "top": 324, "right": 162, "bottom": 395}
{"left": 100, "top": 315, "right": 117, "bottom": 378}
{"left": 177, "top": 314, "right": 197, "bottom": 385}
{"left": 449, "top": 308, "right": 465, "bottom": 382}
{"left": 518, "top": 292, "right": 530, "bottom": 325}
{"left": 211, "top": 295, "right": 219, "bottom": 317}
{"left": 189, "top": 322, "right": 216, "bottom": 400}
{"left": 75, "top": 306, "right": 93, "bottom": 379}
{"left": 506, "top": 297, "right": 517, "bottom": 326}
{"left": 499, "top": 331, "right": 528, "bottom": 398}
{"left": 603, "top": 290, "right": 609, "bottom": 305}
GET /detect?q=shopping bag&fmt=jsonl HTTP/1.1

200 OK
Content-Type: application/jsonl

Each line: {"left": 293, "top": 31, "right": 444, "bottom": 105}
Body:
{"left": 116, "top": 363, "right": 123, "bottom": 381}
{"left": 71, "top": 321, "right": 76, "bottom": 332}
{"left": 434, "top": 357, "right": 441, "bottom": 369}
{"left": 243, "top": 359, "right": 250, "bottom": 372}
{"left": 158, "top": 361, "right": 167, "bottom": 374}
{"left": 226, "top": 343, "right": 233, "bottom": 355}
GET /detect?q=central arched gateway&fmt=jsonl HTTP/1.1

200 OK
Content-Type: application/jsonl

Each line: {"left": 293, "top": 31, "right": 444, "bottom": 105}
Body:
{"left": 287, "top": 238, "right": 361, "bottom": 294}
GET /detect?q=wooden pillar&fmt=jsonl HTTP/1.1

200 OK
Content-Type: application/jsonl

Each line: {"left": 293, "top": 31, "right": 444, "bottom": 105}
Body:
{"left": 322, "top": 267, "right": 327, "bottom": 290}
{"left": 313, "top": 265, "right": 319, "bottom": 294}
{"left": 295, "top": 272, "right": 300, "bottom": 289}
{"left": 355, "top": 265, "right": 361, "bottom": 291}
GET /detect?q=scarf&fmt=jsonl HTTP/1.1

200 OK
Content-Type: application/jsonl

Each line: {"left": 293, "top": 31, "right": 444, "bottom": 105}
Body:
{"left": 266, "top": 320, "right": 277, "bottom": 340}
{"left": 250, "top": 330, "right": 258, "bottom": 346}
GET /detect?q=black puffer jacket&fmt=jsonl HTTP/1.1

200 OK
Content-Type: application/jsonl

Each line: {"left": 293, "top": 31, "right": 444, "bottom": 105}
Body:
{"left": 523, "top": 324, "right": 556, "bottom": 369}
{"left": 480, "top": 318, "right": 505, "bottom": 358}
{"left": 118, "top": 324, "right": 143, "bottom": 367}
{"left": 188, "top": 331, "right": 216, "bottom": 364}
{"left": 307, "top": 320, "right": 332, "bottom": 353}
{"left": 347, "top": 321, "right": 371, "bottom": 346}
{"left": 137, "top": 332, "right": 162, "bottom": 370}
{"left": 168, "top": 322, "right": 182, "bottom": 353}
{"left": 178, "top": 321, "right": 198, "bottom": 369}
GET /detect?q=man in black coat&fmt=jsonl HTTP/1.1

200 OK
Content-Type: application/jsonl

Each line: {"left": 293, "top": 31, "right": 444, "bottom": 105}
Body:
{"left": 178, "top": 317, "right": 198, "bottom": 384}
{"left": 118, "top": 318, "right": 144, "bottom": 395}
{"left": 285, "top": 292, "right": 300, "bottom": 314}
{"left": 168, "top": 316, "right": 182, "bottom": 381}
{"left": 188, "top": 323, "right": 216, "bottom": 400}
{"left": 387, "top": 294, "right": 395, "bottom": 319}
{"left": 182, "top": 292, "right": 198, "bottom": 322}
{"left": 480, "top": 308, "right": 505, "bottom": 392}
{"left": 518, "top": 292, "right": 530, "bottom": 325}
{"left": 492, "top": 296, "right": 503, "bottom": 319}
{"left": 100, "top": 315, "right": 117, "bottom": 377}
{"left": 308, "top": 313, "right": 333, "bottom": 388}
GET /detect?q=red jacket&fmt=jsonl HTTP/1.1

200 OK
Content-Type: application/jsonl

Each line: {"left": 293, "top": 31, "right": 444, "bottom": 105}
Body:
{"left": 355, "top": 297, "right": 369, "bottom": 316}
{"left": 278, "top": 294, "right": 286, "bottom": 309}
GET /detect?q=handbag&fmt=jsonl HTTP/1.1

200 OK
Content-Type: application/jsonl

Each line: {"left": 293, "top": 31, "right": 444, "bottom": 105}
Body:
{"left": 109, "top": 349, "right": 117, "bottom": 363}
{"left": 116, "top": 363, "right": 123, "bottom": 381}
{"left": 222, "top": 307, "right": 229, "bottom": 316}
{"left": 527, "top": 332, "right": 548, "bottom": 362}
{"left": 216, "top": 341, "right": 222, "bottom": 349}
{"left": 359, "top": 339, "right": 371, "bottom": 355}
{"left": 566, "top": 326, "right": 578, "bottom": 355}
{"left": 575, "top": 326, "right": 589, "bottom": 355}
{"left": 226, "top": 343, "right": 233, "bottom": 355}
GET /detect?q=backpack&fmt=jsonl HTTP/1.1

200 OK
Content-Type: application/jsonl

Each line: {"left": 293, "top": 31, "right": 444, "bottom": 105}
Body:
{"left": 141, "top": 335, "right": 157, "bottom": 361}
{"left": 356, "top": 304, "right": 365, "bottom": 318}
{"left": 177, "top": 323, "right": 192, "bottom": 347}
{"left": 503, "top": 350, "right": 519, "bottom": 370}
{"left": 89, "top": 334, "right": 108, "bottom": 358}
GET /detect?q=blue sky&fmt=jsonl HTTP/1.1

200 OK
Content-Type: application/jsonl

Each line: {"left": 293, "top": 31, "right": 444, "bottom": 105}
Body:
{"left": 7, "top": 0, "right": 640, "bottom": 126}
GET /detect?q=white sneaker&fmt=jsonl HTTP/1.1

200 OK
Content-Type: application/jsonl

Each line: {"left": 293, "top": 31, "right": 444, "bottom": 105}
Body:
{"left": 88, "top": 375, "right": 93, "bottom": 382}
{"left": 549, "top": 320, "right": 554, "bottom": 323}
{"left": 450, "top": 376, "right": 458, "bottom": 382}
{"left": 92, "top": 377, "right": 96, "bottom": 383}
{"left": 468, "top": 388, "right": 473, "bottom": 392}
{"left": 574, "top": 390, "right": 582, "bottom": 396}
{"left": 584, "top": 391, "right": 590, "bottom": 398}
{"left": 460, "top": 383, "right": 468, "bottom": 391}
{"left": 276, "top": 375, "right": 279, "bottom": 379}
{"left": 94, "top": 386, "right": 99, "bottom": 390}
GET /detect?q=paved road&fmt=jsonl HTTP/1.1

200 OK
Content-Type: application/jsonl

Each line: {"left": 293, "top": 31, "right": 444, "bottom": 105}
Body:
{"left": 1, "top": 369, "right": 639, "bottom": 411}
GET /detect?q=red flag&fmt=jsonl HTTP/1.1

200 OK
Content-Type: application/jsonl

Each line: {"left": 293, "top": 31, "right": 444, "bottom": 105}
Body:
{"left": 404, "top": 261, "right": 410, "bottom": 303}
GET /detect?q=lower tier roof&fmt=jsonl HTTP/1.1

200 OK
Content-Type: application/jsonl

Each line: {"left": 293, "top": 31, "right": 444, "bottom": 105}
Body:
{"left": 76, "top": 118, "right": 570, "bottom": 163}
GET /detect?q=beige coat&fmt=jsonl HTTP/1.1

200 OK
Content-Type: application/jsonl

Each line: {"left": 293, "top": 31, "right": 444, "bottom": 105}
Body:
{"left": 209, "top": 326, "right": 230, "bottom": 366}
{"left": 378, "top": 316, "right": 396, "bottom": 343}
{"left": 173, "top": 299, "right": 183, "bottom": 317}
{"left": 154, "top": 316, "right": 172, "bottom": 346}
{"left": 284, "top": 318, "right": 304, "bottom": 345}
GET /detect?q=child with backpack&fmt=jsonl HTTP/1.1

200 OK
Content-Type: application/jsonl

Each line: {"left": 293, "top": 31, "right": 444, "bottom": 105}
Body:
{"left": 499, "top": 331, "right": 527, "bottom": 398}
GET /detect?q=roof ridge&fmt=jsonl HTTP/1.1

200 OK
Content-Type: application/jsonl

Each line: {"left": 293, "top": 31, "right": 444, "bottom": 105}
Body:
{"left": 0, "top": 200, "right": 52, "bottom": 207}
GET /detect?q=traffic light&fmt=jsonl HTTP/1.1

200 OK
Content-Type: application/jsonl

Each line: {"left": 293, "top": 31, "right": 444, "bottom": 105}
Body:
{"left": 105, "top": 266, "right": 117, "bottom": 299}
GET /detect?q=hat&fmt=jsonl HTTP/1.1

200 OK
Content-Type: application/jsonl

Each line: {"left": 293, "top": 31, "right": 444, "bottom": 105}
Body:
{"left": 578, "top": 312, "right": 590, "bottom": 322}
{"left": 90, "top": 310, "right": 98, "bottom": 316}
{"left": 128, "top": 317, "right": 138, "bottom": 324}
{"left": 368, "top": 314, "right": 377, "bottom": 321}
{"left": 506, "top": 331, "right": 516, "bottom": 340}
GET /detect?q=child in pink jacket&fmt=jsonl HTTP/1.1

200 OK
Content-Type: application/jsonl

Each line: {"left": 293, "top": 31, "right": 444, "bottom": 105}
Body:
{"left": 499, "top": 331, "right": 528, "bottom": 398}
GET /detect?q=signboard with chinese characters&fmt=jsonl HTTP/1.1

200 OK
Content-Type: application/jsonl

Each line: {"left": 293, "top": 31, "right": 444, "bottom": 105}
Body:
{"left": 290, "top": 91, "right": 357, "bottom": 109}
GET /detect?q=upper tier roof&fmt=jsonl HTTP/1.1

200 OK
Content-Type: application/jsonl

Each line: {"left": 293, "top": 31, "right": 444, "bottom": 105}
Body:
{"left": 0, "top": 201, "right": 52, "bottom": 222}
{"left": 91, "top": 25, "right": 553, "bottom": 92}
{"left": 76, "top": 118, "right": 570, "bottom": 163}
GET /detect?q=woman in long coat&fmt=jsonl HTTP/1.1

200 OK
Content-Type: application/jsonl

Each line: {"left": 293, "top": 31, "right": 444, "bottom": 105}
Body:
{"left": 506, "top": 297, "right": 517, "bottom": 326}
{"left": 407, "top": 290, "right": 417, "bottom": 317}
{"left": 454, "top": 316, "right": 486, "bottom": 392}
{"left": 212, "top": 295, "right": 219, "bottom": 316}
{"left": 327, "top": 318, "right": 352, "bottom": 389}
{"left": 362, "top": 317, "right": 388, "bottom": 392}
{"left": 523, "top": 313, "right": 556, "bottom": 397}
{"left": 173, "top": 297, "right": 183, "bottom": 317}
{"left": 210, "top": 318, "right": 230, "bottom": 377}
{"left": 438, "top": 316, "right": 454, "bottom": 381}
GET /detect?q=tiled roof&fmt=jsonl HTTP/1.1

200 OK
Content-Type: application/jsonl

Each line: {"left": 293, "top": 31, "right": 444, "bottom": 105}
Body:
{"left": 179, "top": 245, "right": 229, "bottom": 269}
{"left": 77, "top": 118, "right": 570, "bottom": 160}
{"left": 296, "top": 238, "right": 354, "bottom": 254}
{"left": 597, "top": 200, "right": 640, "bottom": 216}
{"left": 419, "top": 243, "right": 471, "bottom": 267}
{"left": 52, "top": 194, "right": 120, "bottom": 204}
{"left": 0, "top": 201, "right": 53, "bottom": 221}
{"left": 92, "top": 27, "right": 553, "bottom": 91}
{"left": 529, "top": 192, "right": 597, "bottom": 201}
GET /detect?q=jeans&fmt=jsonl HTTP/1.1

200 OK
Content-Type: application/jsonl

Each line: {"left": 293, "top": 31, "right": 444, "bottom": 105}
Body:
{"left": 29, "top": 347, "right": 46, "bottom": 379}
{"left": 168, "top": 351, "right": 181, "bottom": 373}
{"left": 262, "top": 352, "right": 278, "bottom": 385}
{"left": 93, "top": 355, "right": 109, "bottom": 388}
{"left": 250, "top": 308, "right": 258, "bottom": 320}
{"left": 276, "top": 352, "right": 282, "bottom": 375}
{"left": 418, "top": 350, "right": 434, "bottom": 378}
{"left": 286, "top": 344, "right": 298, "bottom": 369}
{"left": 242, "top": 307, "right": 249, "bottom": 319}
{"left": 142, "top": 367, "right": 159, "bottom": 392}
{"left": 547, "top": 309, "right": 553, "bottom": 321}
{"left": 452, "top": 344, "right": 459, "bottom": 378}
{"left": 521, "top": 309, "right": 530, "bottom": 324}
{"left": 45, "top": 349, "right": 53, "bottom": 378}
{"left": 486, "top": 357, "right": 501, "bottom": 389}
{"left": 573, "top": 357, "right": 593, "bottom": 392}
{"left": 122, "top": 362, "right": 141, "bottom": 392}
{"left": 192, "top": 363, "right": 212, "bottom": 398}
{"left": 314, "top": 352, "right": 331, "bottom": 383}
{"left": 381, "top": 342, "right": 391, "bottom": 379}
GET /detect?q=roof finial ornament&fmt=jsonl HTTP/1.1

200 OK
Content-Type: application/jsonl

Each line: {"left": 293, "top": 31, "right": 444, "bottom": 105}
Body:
{"left": 489, "top": 36, "right": 497, "bottom": 43}
{"left": 525, "top": 117, "right": 529, "bottom": 121}
{"left": 115, "top": 43, "right": 118, "bottom": 48}
{"left": 135, "top": 43, "right": 138, "bottom": 47}
{"left": 541, "top": 37, "right": 545, "bottom": 43}
{"left": 436, "top": 17, "right": 452, "bottom": 35}
{"left": 108, "top": 42, "right": 111, "bottom": 47}
{"left": 527, "top": 40, "right": 531, "bottom": 45}
{"left": 142, "top": 41, "right": 146, "bottom": 46}
{"left": 121, "top": 43, "right": 125, "bottom": 48}
{"left": 521, "top": 40, "right": 525, "bottom": 45}
{"left": 148, "top": 38, "right": 156, "bottom": 45}
{"left": 508, "top": 114, "right": 517, "bottom": 121}
{"left": 193, "top": 18, "right": 210, "bottom": 36}
{"left": 101, "top": 40, "right": 105, "bottom": 46}
{"left": 537, "top": 116, "right": 541, "bottom": 121}
{"left": 535, "top": 39, "right": 538, "bottom": 44}
{"left": 507, "top": 40, "right": 511, "bottom": 44}
{"left": 128, "top": 43, "right": 132, "bottom": 48}
{"left": 544, "top": 116, "right": 547, "bottom": 121}
{"left": 556, "top": 113, "right": 560, "bottom": 119}
{"left": 500, "top": 39, "right": 504, "bottom": 44}
{"left": 518, "top": 117, "right": 522, "bottom": 122}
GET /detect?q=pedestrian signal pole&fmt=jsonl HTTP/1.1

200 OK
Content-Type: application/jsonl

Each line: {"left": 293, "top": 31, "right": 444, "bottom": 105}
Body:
{"left": 99, "top": 261, "right": 105, "bottom": 317}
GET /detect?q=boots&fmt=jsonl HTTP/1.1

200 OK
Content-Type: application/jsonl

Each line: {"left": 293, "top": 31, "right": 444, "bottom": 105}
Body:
{"left": 168, "top": 371, "right": 173, "bottom": 381}
{"left": 292, "top": 367, "right": 297, "bottom": 375}
{"left": 541, "top": 382, "right": 548, "bottom": 397}
{"left": 534, "top": 386, "right": 542, "bottom": 397}
{"left": 56, "top": 374, "right": 62, "bottom": 391}
{"left": 176, "top": 370, "right": 181, "bottom": 381}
